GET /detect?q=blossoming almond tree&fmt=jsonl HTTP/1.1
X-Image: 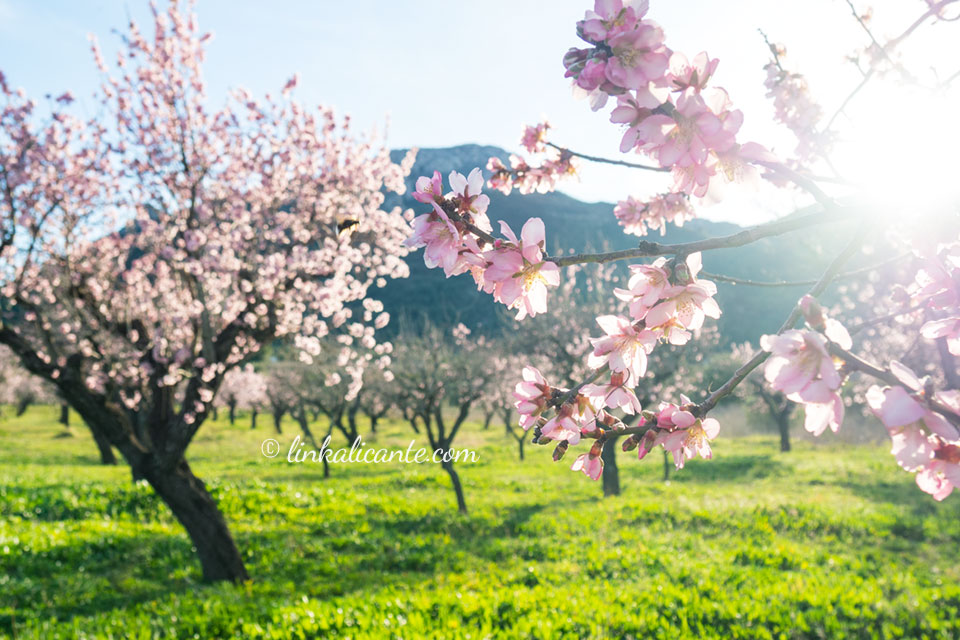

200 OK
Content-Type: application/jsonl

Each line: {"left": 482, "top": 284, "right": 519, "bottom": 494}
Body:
{"left": 0, "top": 1, "right": 413, "bottom": 581}
{"left": 405, "top": 0, "right": 960, "bottom": 501}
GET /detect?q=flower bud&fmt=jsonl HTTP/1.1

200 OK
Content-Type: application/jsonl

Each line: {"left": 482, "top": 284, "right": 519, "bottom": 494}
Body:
{"left": 799, "top": 294, "right": 825, "bottom": 329}
{"left": 641, "top": 410, "right": 658, "bottom": 423}
{"left": 588, "top": 439, "right": 604, "bottom": 459}
{"left": 622, "top": 433, "right": 640, "bottom": 452}
{"left": 552, "top": 440, "right": 569, "bottom": 461}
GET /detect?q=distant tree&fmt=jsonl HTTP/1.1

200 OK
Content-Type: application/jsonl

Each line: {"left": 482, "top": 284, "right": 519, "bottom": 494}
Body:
{"left": 394, "top": 323, "right": 489, "bottom": 513}
{"left": 216, "top": 364, "right": 267, "bottom": 428}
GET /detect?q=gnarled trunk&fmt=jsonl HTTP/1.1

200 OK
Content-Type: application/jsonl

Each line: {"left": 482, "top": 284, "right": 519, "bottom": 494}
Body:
{"left": 141, "top": 456, "right": 248, "bottom": 583}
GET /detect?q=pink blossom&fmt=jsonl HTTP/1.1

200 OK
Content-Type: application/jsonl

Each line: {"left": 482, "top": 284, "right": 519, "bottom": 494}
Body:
{"left": 513, "top": 365, "right": 552, "bottom": 429}
{"left": 413, "top": 170, "right": 444, "bottom": 206}
{"left": 659, "top": 416, "right": 720, "bottom": 469}
{"left": 581, "top": 0, "right": 648, "bottom": 42}
{"left": 613, "top": 257, "right": 671, "bottom": 317}
{"left": 644, "top": 279, "right": 721, "bottom": 334}
{"left": 405, "top": 211, "right": 461, "bottom": 276}
{"left": 760, "top": 330, "right": 841, "bottom": 401}
{"left": 521, "top": 122, "right": 550, "bottom": 153}
{"left": 667, "top": 51, "right": 719, "bottom": 92}
{"left": 921, "top": 317, "right": 960, "bottom": 355}
{"left": 610, "top": 85, "right": 669, "bottom": 152}
{"left": 449, "top": 168, "right": 491, "bottom": 224}
{"left": 484, "top": 218, "right": 560, "bottom": 319}
{"left": 605, "top": 23, "right": 670, "bottom": 91}
{"left": 581, "top": 370, "right": 643, "bottom": 414}
{"left": 587, "top": 315, "right": 657, "bottom": 379}
{"left": 916, "top": 450, "right": 960, "bottom": 501}
{"left": 542, "top": 402, "right": 583, "bottom": 444}
{"left": 571, "top": 451, "right": 604, "bottom": 480}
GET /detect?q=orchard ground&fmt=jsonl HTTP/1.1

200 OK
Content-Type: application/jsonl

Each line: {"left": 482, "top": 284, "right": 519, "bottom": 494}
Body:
{"left": 1, "top": 405, "right": 959, "bottom": 639}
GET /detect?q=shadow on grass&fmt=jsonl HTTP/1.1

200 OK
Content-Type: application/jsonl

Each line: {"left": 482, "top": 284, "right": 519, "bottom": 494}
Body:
{"left": 671, "top": 454, "right": 790, "bottom": 483}
{"left": 0, "top": 500, "right": 552, "bottom": 631}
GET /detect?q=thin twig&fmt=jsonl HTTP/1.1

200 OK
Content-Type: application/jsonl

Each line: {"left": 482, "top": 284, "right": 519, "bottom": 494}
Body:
{"left": 545, "top": 141, "right": 669, "bottom": 173}
{"left": 548, "top": 205, "right": 860, "bottom": 268}
{"left": 701, "top": 252, "right": 908, "bottom": 288}
{"left": 693, "top": 226, "right": 870, "bottom": 416}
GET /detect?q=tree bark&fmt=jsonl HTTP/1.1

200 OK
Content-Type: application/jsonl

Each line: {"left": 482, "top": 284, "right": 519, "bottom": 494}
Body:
{"left": 228, "top": 401, "right": 236, "bottom": 426}
{"left": 90, "top": 425, "right": 118, "bottom": 465}
{"left": 272, "top": 409, "right": 283, "bottom": 434}
{"left": 601, "top": 435, "right": 621, "bottom": 496}
{"left": 441, "top": 460, "right": 467, "bottom": 514}
{"left": 517, "top": 435, "right": 525, "bottom": 461}
{"left": 142, "top": 457, "right": 249, "bottom": 583}
{"left": 59, "top": 403, "right": 70, "bottom": 426}
{"left": 250, "top": 409, "right": 258, "bottom": 430}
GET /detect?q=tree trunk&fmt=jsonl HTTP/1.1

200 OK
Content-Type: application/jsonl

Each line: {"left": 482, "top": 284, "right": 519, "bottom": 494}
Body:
{"left": 517, "top": 435, "right": 524, "bottom": 461}
{"left": 777, "top": 411, "right": 791, "bottom": 452}
{"left": 211, "top": 406, "right": 219, "bottom": 421}
{"left": 90, "top": 425, "right": 118, "bottom": 465}
{"left": 228, "top": 401, "right": 236, "bottom": 426}
{"left": 15, "top": 397, "right": 30, "bottom": 417}
{"left": 369, "top": 414, "right": 378, "bottom": 433}
{"left": 272, "top": 409, "right": 283, "bottom": 434}
{"left": 441, "top": 460, "right": 467, "bottom": 514}
{"left": 59, "top": 403, "right": 70, "bottom": 426}
{"left": 250, "top": 409, "right": 258, "bottom": 430}
{"left": 662, "top": 449, "right": 671, "bottom": 482}
{"left": 295, "top": 405, "right": 318, "bottom": 449}
{"left": 142, "top": 457, "right": 249, "bottom": 583}
{"left": 482, "top": 410, "right": 493, "bottom": 431}
{"left": 601, "top": 435, "right": 620, "bottom": 496}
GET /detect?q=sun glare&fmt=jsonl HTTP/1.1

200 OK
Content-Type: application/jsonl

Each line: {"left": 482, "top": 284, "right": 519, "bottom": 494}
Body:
{"left": 832, "top": 81, "right": 960, "bottom": 213}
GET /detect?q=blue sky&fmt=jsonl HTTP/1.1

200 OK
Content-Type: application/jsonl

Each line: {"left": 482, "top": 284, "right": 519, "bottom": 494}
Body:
{"left": 1, "top": 0, "right": 956, "bottom": 224}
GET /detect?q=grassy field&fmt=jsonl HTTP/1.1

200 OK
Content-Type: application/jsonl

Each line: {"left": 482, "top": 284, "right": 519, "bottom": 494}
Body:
{"left": 1, "top": 405, "right": 959, "bottom": 639}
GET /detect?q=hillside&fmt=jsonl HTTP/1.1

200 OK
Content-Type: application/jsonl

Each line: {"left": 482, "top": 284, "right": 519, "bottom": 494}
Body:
{"left": 382, "top": 145, "right": 856, "bottom": 344}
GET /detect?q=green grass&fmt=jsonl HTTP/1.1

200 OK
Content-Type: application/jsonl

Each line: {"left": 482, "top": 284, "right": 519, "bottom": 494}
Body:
{"left": 1, "top": 405, "right": 959, "bottom": 639}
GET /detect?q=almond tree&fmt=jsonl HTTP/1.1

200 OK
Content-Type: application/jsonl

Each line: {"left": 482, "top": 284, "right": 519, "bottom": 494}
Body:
{"left": 393, "top": 323, "right": 490, "bottom": 513}
{"left": 0, "top": 1, "right": 413, "bottom": 581}
{"left": 216, "top": 363, "right": 267, "bottom": 427}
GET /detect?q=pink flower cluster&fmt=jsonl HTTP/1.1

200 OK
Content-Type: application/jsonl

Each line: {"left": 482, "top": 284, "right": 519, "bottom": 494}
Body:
{"left": 513, "top": 365, "right": 636, "bottom": 480}
{"left": 866, "top": 363, "right": 960, "bottom": 500}
{"left": 487, "top": 148, "right": 577, "bottom": 196}
{"left": 623, "top": 396, "right": 721, "bottom": 469}
{"left": 614, "top": 192, "right": 694, "bottom": 237}
{"left": 406, "top": 170, "right": 560, "bottom": 319}
{"left": 505, "top": 252, "right": 723, "bottom": 483}
{"left": 562, "top": 1, "right": 769, "bottom": 198}
{"left": 763, "top": 52, "right": 832, "bottom": 165}
{"left": 760, "top": 296, "right": 852, "bottom": 436}
{"left": 910, "top": 247, "right": 960, "bottom": 357}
